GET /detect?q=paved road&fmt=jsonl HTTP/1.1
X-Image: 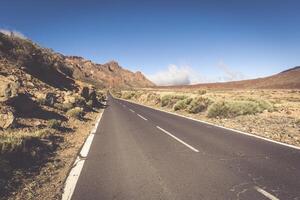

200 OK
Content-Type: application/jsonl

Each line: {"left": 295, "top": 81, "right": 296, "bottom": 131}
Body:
{"left": 72, "top": 95, "right": 300, "bottom": 200}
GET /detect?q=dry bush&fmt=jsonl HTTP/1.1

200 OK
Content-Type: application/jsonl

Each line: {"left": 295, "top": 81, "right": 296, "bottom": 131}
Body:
{"left": 47, "top": 119, "right": 61, "bottom": 129}
{"left": 0, "top": 128, "right": 52, "bottom": 154}
{"left": 207, "top": 99, "right": 273, "bottom": 118}
{"left": 160, "top": 95, "right": 187, "bottom": 108}
{"left": 187, "top": 97, "right": 213, "bottom": 114}
{"left": 122, "top": 91, "right": 135, "bottom": 99}
{"left": 66, "top": 107, "right": 83, "bottom": 119}
{"left": 173, "top": 98, "right": 193, "bottom": 111}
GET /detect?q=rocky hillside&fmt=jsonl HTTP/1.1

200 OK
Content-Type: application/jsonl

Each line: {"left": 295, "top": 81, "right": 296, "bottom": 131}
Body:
{"left": 65, "top": 56, "right": 155, "bottom": 88}
{"left": 158, "top": 66, "right": 300, "bottom": 90}
{"left": 0, "top": 32, "right": 107, "bottom": 199}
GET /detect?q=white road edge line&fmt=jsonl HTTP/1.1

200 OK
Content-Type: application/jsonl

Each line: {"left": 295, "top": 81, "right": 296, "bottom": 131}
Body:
{"left": 156, "top": 126, "right": 199, "bottom": 152}
{"left": 61, "top": 111, "right": 104, "bottom": 200}
{"left": 129, "top": 109, "right": 135, "bottom": 113}
{"left": 254, "top": 186, "right": 280, "bottom": 200}
{"left": 137, "top": 114, "right": 148, "bottom": 121}
{"left": 116, "top": 97, "right": 300, "bottom": 151}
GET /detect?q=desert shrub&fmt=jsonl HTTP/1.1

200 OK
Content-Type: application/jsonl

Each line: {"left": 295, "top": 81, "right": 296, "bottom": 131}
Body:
{"left": 122, "top": 91, "right": 135, "bottom": 99}
{"left": 160, "top": 95, "right": 172, "bottom": 107}
{"left": 74, "top": 96, "right": 86, "bottom": 107}
{"left": 113, "top": 91, "right": 122, "bottom": 98}
{"left": 207, "top": 100, "right": 267, "bottom": 118}
{"left": 187, "top": 97, "right": 213, "bottom": 114}
{"left": 0, "top": 128, "right": 52, "bottom": 154}
{"left": 160, "top": 95, "right": 187, "bottom": 107}
{"left": 133, "top": 91, "right": 143, "bottom": 99}
{"left": 146, "top": 93, "right": 161, "bottom": 105}
{"left": 53, "top": 103, "right": 65, "bottom": 111}
{"left": 63, "top": 102, "right": 74, "bottom": 111}
{"left": 173, "top": 100, "right": 187, "bottom": 111}
{"left": 197, "top": 90, "right": 207, "bottom": 95}
{"left": 66, "top": 107, "right": 84, "bottom": 119}
{"left": 97, "top": 92, "right": 106, "bottom": 102}
{"left": 173, "top": 98, "right": 193, "bottom": 111}
{"left": 47, "top": 119, "right": 61, "bottom": 129}
{"left": 250, "top": 98, "right": 274, "bottom": 112}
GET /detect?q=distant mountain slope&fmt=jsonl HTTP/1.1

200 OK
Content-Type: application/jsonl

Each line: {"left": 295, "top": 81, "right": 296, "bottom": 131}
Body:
{"left": 65, "top": 56, "right": 155, "bottom": 88}
{"left": 0, "top": 32, "right": 154, "bottom": 89}
{"left": 158, "top": 66, "right": 300, "bottom": 89}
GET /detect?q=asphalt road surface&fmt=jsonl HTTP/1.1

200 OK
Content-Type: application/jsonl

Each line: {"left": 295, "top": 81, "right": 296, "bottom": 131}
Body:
{"left": 71, "top": 95, "right": 300, "bottom": 200}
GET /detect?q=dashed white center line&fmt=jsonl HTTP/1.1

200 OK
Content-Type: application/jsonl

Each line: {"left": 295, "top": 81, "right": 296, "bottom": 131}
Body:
{"left": 129, "top": 109, "right": 135, "bottom": 113}
{"left": 254, "top": 186, "right": 280, "bottom": 200}
{"left": 156, "top": 126, "right": 199, "bottom": 152}
{"left": 137, "top": 114, "right": 148, "bottom": 121}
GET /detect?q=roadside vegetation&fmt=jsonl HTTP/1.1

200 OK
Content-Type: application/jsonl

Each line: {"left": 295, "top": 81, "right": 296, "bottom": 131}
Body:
{"left": 116, "top": 89, "right": 300, "bottom": 147}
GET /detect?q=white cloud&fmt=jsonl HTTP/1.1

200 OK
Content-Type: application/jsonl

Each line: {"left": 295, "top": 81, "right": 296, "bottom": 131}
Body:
{"left": 0, "top": 29, "right": 26, "bottom": 39}
{"left": 217, "top": 60, "right": 246, "bottom": 81}
{"left": 147, "top": 65, "right": 202, "bottom": 86}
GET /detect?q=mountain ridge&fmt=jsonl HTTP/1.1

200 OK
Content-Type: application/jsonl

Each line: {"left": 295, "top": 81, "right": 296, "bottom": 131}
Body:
{"left": 0, "top": 32, "right": 154, "bottom": 89}
{"left": 156, "top": 66, "right": 300, "bottom": 89}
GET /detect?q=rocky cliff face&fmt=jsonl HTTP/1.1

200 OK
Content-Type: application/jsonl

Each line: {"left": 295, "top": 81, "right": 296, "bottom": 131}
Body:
{"left": 65, "top": 57, "right": 155, "bottom": 88}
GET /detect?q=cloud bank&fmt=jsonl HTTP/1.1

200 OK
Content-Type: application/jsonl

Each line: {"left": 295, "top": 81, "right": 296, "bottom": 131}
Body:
{"left": 0, "top": 29, "right": 26, "bottom": 39}
{"left": 217, "top": 61, "right": 245, "bottom": 81}
{"left": 147, "top": 65, "right": 198, "bottom": 86}
{"left": 147, "top": 62, "right": 247, "bottom": 86}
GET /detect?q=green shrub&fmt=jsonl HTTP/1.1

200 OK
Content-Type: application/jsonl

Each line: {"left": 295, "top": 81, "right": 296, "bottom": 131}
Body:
{"left": 207, "top": 100, "right": 268, "bottom": 118}
{"left": 250, "top": 98, "right": 274, "bottom": 112}
{"left": 187, "top": 97, "right": 213, "bottom": 114}
{"left": 47, "top": 119, "right": 61, "bottom": 129}
{"left": 160, "top": 95, "right": 187, "bottom": 107}
{"left": 173, "top": 98, "right": 193, "bottom": 111}
{"left": 66, "top": 107, "right": 84, "bottom": 119}
{"left": 173, "top": 100, "right": 186, "bottom": 111}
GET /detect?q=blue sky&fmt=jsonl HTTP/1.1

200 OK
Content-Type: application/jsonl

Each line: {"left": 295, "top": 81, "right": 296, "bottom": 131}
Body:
{"left": 1, "top": 0, "right": 300, "bottom": 85}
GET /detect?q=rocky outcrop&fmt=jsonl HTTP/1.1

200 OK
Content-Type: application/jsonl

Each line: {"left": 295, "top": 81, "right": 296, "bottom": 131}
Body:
{"left": 0, "top": 106, "right": 15, "bottom": 129}
{"left": 0, "top": 75, "right": 19, "bottom": 102}
{"left": 65, "top": 57, "right": 155, "bottom": 89}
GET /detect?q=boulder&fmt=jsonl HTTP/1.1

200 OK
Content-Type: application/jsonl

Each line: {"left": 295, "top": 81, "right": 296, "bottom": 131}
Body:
{"left": 80, "top": 86, "right": 89, "bottom": 101}
{"left": 0, "top": 108, "right": 15, "bottom": 129}
{"left": 89, "top": 89, "right": 97, "bottom": 104}
{"left": 0, "top": 75, "right": 19, "bottom": 102}
{"left": 45, "top": 93, "right": 56, "bottom": 106}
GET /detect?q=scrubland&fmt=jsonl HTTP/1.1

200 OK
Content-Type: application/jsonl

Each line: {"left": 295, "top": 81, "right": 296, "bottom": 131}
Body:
{"left": 115, "top": 89, "right": 300, "bottom": 147}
